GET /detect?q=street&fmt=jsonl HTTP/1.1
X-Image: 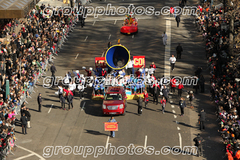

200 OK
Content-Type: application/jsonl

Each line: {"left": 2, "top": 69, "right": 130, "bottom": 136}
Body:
{"left": 9, "top": 0, "right": 224, "bottom": 160}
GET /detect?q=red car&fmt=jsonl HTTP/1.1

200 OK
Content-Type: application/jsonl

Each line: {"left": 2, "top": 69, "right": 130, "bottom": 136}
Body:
{"left": 120, "top": 19, "right": 138, "bottom": 35}
{"left": 102, "top": 86, "right": 127, "bottom": 115}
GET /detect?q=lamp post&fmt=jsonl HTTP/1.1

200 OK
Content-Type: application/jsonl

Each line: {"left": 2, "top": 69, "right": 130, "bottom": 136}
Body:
{"left": 235, "top": 78, "right": 240, "bottom": 102}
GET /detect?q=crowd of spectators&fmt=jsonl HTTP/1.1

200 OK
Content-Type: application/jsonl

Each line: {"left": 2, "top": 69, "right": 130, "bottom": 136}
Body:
{"left": 0, "top": 2, "right": 77, "bottom": 159}
{"left": 195, "top": 1, "right": 240, "bottom": 159}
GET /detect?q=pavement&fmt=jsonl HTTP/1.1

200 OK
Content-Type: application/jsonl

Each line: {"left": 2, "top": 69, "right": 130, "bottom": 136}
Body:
{"left": 8, "top": 0, "right": 225, "bottom": 160}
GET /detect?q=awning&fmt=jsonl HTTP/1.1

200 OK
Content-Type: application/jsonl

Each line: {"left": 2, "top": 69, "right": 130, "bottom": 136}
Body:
{"left": 0, "top": 0, "right": 35, "bottom": 19}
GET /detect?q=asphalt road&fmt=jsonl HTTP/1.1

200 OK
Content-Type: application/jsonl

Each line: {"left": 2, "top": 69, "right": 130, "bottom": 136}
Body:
{"left": 9, "top": 0, "right": 224, "bottom": 160}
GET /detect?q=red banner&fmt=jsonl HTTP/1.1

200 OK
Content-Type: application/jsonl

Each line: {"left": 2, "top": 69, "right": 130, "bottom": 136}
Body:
{"left": 133, "top": 56, "right": 145, "bottom": 68}
{"left": 95, "top": 57, "right": 106, "bottom": 68}
{"left": 104, "top": 122, "right": 118, "bottom": 131}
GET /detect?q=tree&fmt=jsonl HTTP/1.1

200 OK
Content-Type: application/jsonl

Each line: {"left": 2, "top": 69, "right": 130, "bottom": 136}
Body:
{"left": 227, "top": 0, "right": 240, "bottom": 56}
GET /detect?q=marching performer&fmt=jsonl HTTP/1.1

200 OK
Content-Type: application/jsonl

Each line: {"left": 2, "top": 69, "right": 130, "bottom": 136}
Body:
{"left": 78, "top": 82, "right": 85, "bottom": 100}
{"left": 144, "top": 90, "right": 149, "bottom": 108}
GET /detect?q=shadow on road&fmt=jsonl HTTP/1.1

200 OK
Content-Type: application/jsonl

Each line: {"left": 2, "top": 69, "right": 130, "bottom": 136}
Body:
{"left": 84, "top": 129, "right": 109, "bottom": 136}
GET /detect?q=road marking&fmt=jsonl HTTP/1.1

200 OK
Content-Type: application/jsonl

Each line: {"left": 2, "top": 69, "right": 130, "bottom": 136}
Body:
{"left": 174, "top": 115, "right": 177, "bottom": 118}
{"left": 114, "top": 20, "right": 117, "bottom": 24}
{"left": 108, "top": 34, "right": 111, "bottom": 40}
{"left": 16, "top": 146, "right": 46, "bottom": 160}
{"left": 14, "top": 153, "right": 35, "bottom": 160}
{"left": 171, "top": 105, "right": 174, "bottom": 108}
{"left": 132, "top": 35, "right": 134, "bottom": 38}
{"left": 81, "top": 102, "right": 86, "bottom": 111}
{"left": 177, "top": 127, "right": 180, "bottom": 130}
{"left": 178, "top": 133, "right": 182, "bottom": 149}
{"left": 172, "top": 110, "right": 175, "bottom": 113}
{"left": 170, "top": 100, "right": 173, "bottom": 103}
{"left": 164, "top": 18, "right": 171, "bottom": 77}
{"left": 92, "top": 21, "right": 95, "bottom": 26}
{"left": 75, "top": 54, "right": 79, "bottom": 59}
{"left": 144, "top": 135, "right": 147, "bottom": 149}
{"left": 105, "top": 136, "right": 110, "bottom": 149}
{"left": 48, "top": 104, "right": 53, "bottom": 114}
{"left": 84, "top": 36, "right": 88, "bottom": 41}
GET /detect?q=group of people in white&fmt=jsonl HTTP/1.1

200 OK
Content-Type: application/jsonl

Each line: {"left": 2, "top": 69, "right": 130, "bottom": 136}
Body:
{"left": 54, "top": 59, "right": 180, "bottom": 98}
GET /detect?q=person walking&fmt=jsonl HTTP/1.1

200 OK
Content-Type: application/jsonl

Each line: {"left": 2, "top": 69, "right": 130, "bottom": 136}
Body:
{"left": 193, "top": 134, "right": 203, "bottom": 157}
{"left": 198, "top": 109, "right": 206, "bottom": 131}
{"left": 108, "top": 42, "right": 112, "bottom": 48}
{"left": 162, "top": 31, "right": 167, "bottom": 45}
{"left": 20, "top": 113, "right": 28, "bottom": 135}
{"left": 107, "top": 116, "right": 118, "bottom": 138}
{"left": 60, "top": 92, "right": 66, "bottom": 110}
{"left": 199, "top": 75, "right": 205, "bottom": 93}
{"left": 176, "top": 43, "right": 183, "bottom": 59}
{"left": 25, "top": 108, "right": 31, "bottom": 128}
{"left": 58, "top": 85, "right": 63, "bottom": 100}
{"left": 162, "top": 85, "right": 169, "bottom": 102}
{"left": 152, "top": 81, "right": 160, "bottom": 105}
{"left": 169, "top": 55, "right": 176, "bottom": 71}
{"left": 78, "top": 83, "right": 84, "bottom": 100}
{"left": 50, "top": 64, "right": 57, "bottom": 87}
{"left": 67, "top": 93, "right": 74, "bottom": 110}
{"left": 178, "top": 97, "right": 186, "bottom": 116}
{"left": 170, "top": 7, "right": 174, "bottom": 17}
{"left": 137, "top": 97, "right": 143, "bottom": 116}
{"left": 178, "top": 81, "right": 184, "bottom": 97}
{"left": 37, "top": 93, "right": 42, "bottom": 112}
{"left": 160, "top": 97, "right": 167, "bottom": 114}
{"left": 170, "top": 76, "right": 176, "bottom": 93}
{"left": 188, "top": 91, "right": 194, "bottom": 106}
{"left": 143, "top": 90, "right": 149, "bottom": 108}
{"left": 176, "top": 15, "right": 180, "bottom": 27}
{"left": 125, "top": 58, "right": 133, "bottom": 75}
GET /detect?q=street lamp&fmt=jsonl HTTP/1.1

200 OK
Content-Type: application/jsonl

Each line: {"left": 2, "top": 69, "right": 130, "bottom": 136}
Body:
{"left": 235, "top": 78, "right": 240, "bottom": 102}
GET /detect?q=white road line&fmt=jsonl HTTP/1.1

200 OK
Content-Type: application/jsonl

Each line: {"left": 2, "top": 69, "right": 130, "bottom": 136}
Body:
{"left": 178, "top": 133, "right": 182, "bottom": 149}
{"left": 114, "top": 20, "right": 117, "bottom": 25}
{"left": 81, "top": 102, "right": 86, "bottom": 111}
{"left": 174, "top": 115, "right": 177, "bottom": 118}
{"left": 108, "top": 34, "right": 111, "bottom": 40}
{"left": 92, "top": 21, "right": 95, "bottom": 26}
{"left": 105, "top": 136, "right": 110, "bottom": 149}
{"left": 101, "top": 52, "right": 105, "bottom": 57}
{"left": 164, "top": 18, "right": 171, "bottom": 77}
{"left": 144, "top": 135, "right": 147, "bottom": 149}
{"left": 132, "top": 35, "right": 134, "bottom": 38}
{"left": 170, "top": 100, "right": 173, "bottom": 103}
{"left": 171, "top": 105, "right": 174, "bottom": 108}
{"left": 48, "top": 104, "right": 53, "bottom": 114}
{"left": 75, "top": 54, "right": 79, "bottom": 59}
{"left": 84, "top": 36, "right": 88, "bottom": 41}
{"left": 177, "top": 127, "right": 180, "bottom": 130}
{"left": 172, "top": 110, "right": 176, "bottom": 113}
{"left": 16, "top": 146, "right": 46, "bottom": 160}
{"left": 14, "top": 153, "right": 35, "bottom": 160}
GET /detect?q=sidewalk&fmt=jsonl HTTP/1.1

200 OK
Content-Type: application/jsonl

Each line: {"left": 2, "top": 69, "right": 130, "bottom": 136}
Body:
{"left": 168, "top": 13, "right": 224, "bottom": 160}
